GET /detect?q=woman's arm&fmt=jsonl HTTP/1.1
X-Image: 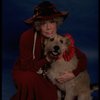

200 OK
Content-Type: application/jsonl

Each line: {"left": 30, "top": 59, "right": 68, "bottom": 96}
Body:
{"left": 72, "top": 47, "right": 87, "bottom": 76}
{"left": 19, "top": 30, "right": 49, "bottom": 71}
{"left": 56, "top": 47, "right": 88, "bottom": 83}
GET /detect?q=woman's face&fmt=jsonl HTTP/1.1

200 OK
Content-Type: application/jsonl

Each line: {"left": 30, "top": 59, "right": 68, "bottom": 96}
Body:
{"left": 40, "top": 20, "right": 57, "bottom": 38}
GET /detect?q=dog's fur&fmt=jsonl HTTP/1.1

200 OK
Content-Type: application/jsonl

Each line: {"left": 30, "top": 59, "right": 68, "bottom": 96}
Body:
{"left": 44, "top": 34, "right": 92, "bottom": 100}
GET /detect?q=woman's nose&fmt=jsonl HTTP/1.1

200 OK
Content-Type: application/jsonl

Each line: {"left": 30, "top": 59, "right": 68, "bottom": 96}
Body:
{"left": 46, "top": 23, "right": 51, "bottom": 29}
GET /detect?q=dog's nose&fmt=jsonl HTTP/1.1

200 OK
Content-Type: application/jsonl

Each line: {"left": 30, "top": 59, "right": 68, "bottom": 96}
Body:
{"left": 53, "top": 45, "right": 60, "bottom": 51}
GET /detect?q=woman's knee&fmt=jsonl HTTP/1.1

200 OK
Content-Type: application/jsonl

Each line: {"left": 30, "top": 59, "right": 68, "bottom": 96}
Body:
{"left": 13, "top": 70, "right": 40, "bottom": 86}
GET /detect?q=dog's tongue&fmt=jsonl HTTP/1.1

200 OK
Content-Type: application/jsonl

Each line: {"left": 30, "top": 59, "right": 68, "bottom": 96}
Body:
{"left": 52, "top": 51, "right": 59, "bottom": 56}
{"left": 52, "top": 52, "right": 59, "bottom": 56}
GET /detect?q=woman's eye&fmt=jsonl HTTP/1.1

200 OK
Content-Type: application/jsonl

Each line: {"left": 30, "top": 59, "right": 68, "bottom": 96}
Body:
{"left": 60, "top": 40, "right": 63, "bottom": 43}
{"left": 40, "top": 22, "right": 46, "bottom": 25}
{"left": 50, "top": 20, "right": 55, "bottom": 23}
{"left": 50, "top": 38, "right": 54, "bottom": 41}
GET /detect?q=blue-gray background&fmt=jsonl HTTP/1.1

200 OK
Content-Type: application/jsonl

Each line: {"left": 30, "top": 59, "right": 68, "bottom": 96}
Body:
{"left": 2, "top": 0, "right": 99, "bottom": 100}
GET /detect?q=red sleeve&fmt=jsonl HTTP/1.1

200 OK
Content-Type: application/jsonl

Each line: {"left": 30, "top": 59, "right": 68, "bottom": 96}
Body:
{"left": 72, "top": 47, "right": 88, "bottom": 76}
{"left": 18, "top": 29, "right": 49, "bottom": 71}
{"left": 33, "top": 58, "right": 48, "bottom": 71}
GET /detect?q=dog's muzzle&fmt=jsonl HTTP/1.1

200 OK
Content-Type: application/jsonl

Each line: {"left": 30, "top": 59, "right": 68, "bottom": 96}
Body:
{"left": 51, "top": 45, "right": 61, "bottom": 56}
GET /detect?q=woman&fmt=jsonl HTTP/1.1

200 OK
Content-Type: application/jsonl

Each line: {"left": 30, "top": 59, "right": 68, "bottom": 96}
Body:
{"left": 11, "top": 1, "right": 87, "bottom": 100}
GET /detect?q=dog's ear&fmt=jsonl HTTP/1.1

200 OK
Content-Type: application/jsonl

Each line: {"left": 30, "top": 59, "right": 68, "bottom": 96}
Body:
{"left": 44, "top": 38, "right": 54, "bottom": 55}
{"left": 64, "top": 33, "right": 75, "bottom": 55}
{"left": 64, "top": 33, "right": 75, "bottom": 46}
{"left": 63, "top": 34, "right": 75, "bottom": 61}
{"left": 44, "top": 39, "right": 48, "bottom": 46}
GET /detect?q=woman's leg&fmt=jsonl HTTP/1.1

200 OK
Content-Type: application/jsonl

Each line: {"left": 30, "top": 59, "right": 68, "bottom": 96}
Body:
{"left": 11, "top": 70, "right": 58, "bottom": 100}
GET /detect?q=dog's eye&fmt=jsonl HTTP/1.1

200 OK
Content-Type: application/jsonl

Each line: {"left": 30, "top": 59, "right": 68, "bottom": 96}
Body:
{"left": 60, "top": 40, "right": 63, "bottom": 43}
{"left": 50, "top": 38, "right": 54, "bottom": 41}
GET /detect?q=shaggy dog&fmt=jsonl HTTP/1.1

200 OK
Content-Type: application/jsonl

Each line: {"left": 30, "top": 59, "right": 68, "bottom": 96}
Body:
{"left": 44, "top": 34, "right": 92, "bottom": 100}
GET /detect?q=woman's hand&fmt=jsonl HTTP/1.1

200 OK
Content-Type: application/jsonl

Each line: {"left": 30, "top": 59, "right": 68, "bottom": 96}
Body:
{"left": 56, "top": 71, "right": 75, "bottom": 84}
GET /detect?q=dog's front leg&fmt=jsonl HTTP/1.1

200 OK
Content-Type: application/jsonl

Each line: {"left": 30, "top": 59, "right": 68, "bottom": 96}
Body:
{"left": 64, "top": 94, "right": 74, "bottom": 100}
{"left": 78, "top": 91, "right": 92, "bottom": 100}
{"left": 57, "top": 90, "right": 62, "bottom": 100}
{"left": 64, "top": 87, "right": 75, "bottom": 100}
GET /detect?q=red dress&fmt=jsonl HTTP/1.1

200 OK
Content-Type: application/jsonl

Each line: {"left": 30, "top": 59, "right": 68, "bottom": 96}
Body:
{"left": 11, "top": 28, "right": 87, "bottom": 100}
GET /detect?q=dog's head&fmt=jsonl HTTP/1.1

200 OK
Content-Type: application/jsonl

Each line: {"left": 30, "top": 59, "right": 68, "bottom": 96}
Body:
{"left": 44, "top": 34, "right": 72, "bottom": 57}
